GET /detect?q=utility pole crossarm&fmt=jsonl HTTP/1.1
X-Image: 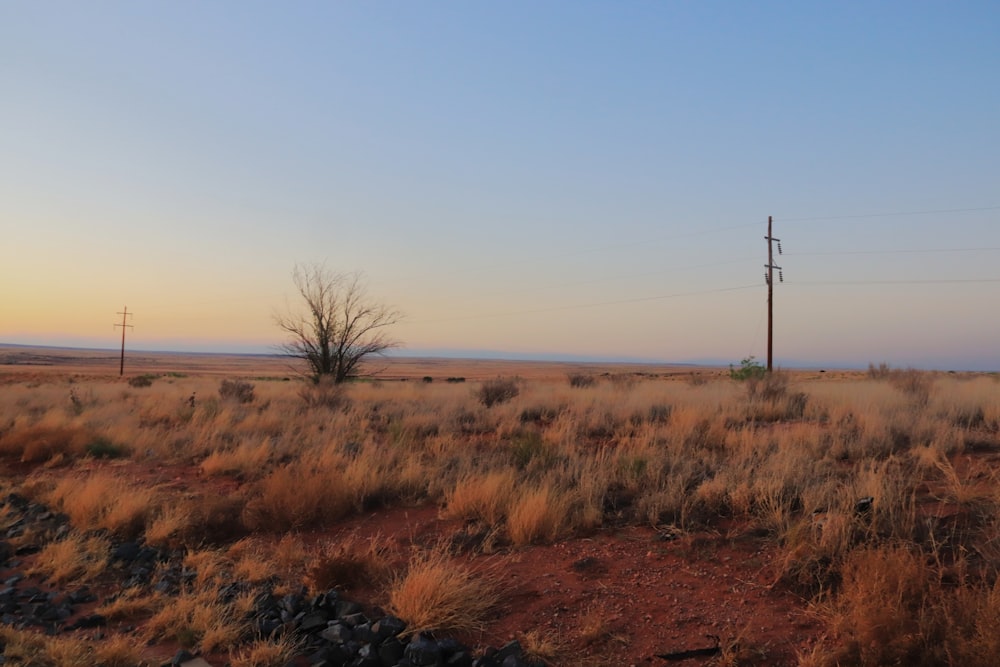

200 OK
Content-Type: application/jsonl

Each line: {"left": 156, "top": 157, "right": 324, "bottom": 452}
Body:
{"left": 114, "top": 306, "right": 134, "bottom": 377}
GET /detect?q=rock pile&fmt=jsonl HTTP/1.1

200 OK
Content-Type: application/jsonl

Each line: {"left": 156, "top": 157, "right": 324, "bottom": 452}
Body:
{"left": 0, "top": 493, "right": 544, "bottom": 667}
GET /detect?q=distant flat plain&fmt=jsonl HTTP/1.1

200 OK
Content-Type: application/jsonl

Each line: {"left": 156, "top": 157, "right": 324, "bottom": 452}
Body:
{"left": 0, "top": 343, "right": 734, "bottom": 382}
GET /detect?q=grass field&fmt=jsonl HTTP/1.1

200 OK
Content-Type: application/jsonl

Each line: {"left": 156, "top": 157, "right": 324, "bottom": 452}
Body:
{"left": 0, "top": 348, "right": 998, "bottom": 666}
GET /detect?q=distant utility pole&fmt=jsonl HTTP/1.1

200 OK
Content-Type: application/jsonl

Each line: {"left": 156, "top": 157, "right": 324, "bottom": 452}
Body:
{"left": 114, "top": 306, "right": 134, "bottom": 377}
{"left": 764, "top": 216, "right": 783, "bottom": 372}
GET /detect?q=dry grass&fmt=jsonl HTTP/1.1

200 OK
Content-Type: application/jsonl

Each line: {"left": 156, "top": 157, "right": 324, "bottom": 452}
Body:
{"left": 520, "top": 628, "right": 566, "bottom": 663}
{"left": 0, "top": 423, "right": 95, "bottom": 463}
{"left": 26, "top": 531, "right": 110, "bottom": 585}
{"left": 230, "top": 635, "right": 302, "bottom": 667}
{"left": 0, "top": 627, "right": 140, "bottom": 667}
{"left": 442, "top": 469, "right": 516, "bottom": 524}
{"left": 387, "top": 545, "right": 502, "bottom": 634}
{"left": 1, "top": 367, "right": 999, "bottom": 664}
{"left": 242, "top": 460, "right": 355, "bottom": 531}
{"left": 42, "top": 472, "right": 158, "bottom": 537}
{"left": 143, "top": 588, "right": 246, "bottom": 652}
{"left": 507, "top": 481, "right": 570, "bottom": 546}
{"left": 97, "top": 586, "right": 164, "bottom": 620}
{"left": 306, "top": 533, "right": 394, "bottom": 591}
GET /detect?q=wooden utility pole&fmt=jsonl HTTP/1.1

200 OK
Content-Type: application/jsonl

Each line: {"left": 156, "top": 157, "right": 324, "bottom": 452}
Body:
{"left": 765, "top": 217, "right": 782, "bottom": 372}
{"left": 114, "top": 306, "right": 133, "bottom": 376}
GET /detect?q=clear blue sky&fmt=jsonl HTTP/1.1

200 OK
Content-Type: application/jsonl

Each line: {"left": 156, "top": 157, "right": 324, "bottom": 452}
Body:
{"left": 2, "top": 2, "right": 998, "bottom": 369}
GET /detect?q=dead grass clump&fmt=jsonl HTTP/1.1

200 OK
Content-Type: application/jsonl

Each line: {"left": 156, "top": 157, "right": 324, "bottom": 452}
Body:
{"left": 520, "top": 628, "right": 565, "bottom": 662}
{"left": 745, "top": 369, "right": 789, "bottom": 402}
{"left": 200, "top": 439, "right": 274, "bottom": 478}
{"left": 188, "top": 493, "right": 250, "bottom": 544}
{"left": 888, "top": 368, "right": 934, "bottom": 405}
{"left": 219, "top": 378, "right": 256, "bottom": 404}
{"left": 230, "top": 635, "right": 302, "bottom": 667}
{"left": 144, "top": 588, "right": 244, "bottom": 652}
{"left": 568, "top": 373, "right": 597, "bottom": 388}
{"left": 442, "top": 470, "right": 516, "bottom": 524}
{"left": 242, "top": 462, "right": 353, "bottom": 531}
{"left": 97, "top": 587, "right": 164, "bottom": 621}
{"left": 507, "top": 483, "right": 570, "bottom": 546}
{"left": 478, "top": 377, "right": 520, "bottom": 407}
{"left": 307, "top": 534, "right": 394, "bottom": 591}
{"left": 27, "top": 531, "right": 110, "bottom": 585}
{"left": 44, "top": 473, "right": 158, "bottom": 537}
{"left": 0, "top": 627, "right": 142, "bottom": 667}
{"left": 298, "top": 378, "right": 348, "bottom": 409}
{"left": 809, "top": 546, "right": 949, "bottom": 667}
{"left": 387, "top": 545, "right": 501, "bottom": 635}
{"left": 0, "top": 424, "right": 94, "bottom": 463}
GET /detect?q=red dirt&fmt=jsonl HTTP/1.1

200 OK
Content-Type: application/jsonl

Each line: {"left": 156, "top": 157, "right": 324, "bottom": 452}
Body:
{"left": 318, "top": 506, "right": 820, "bottom": 666}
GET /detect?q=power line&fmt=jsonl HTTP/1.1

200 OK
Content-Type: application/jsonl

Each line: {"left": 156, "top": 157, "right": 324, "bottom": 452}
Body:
{"left": 787, "top": 278, "right": 1000, "bottom": 286}
{"left": 408, "top": 284, "right": 760, "bottom": 325}
{"left": 778, "top": 205, "right": 1000, "bottom": 223}
{"left": 787, "top": 246, "right": 1000, "bottom": 257}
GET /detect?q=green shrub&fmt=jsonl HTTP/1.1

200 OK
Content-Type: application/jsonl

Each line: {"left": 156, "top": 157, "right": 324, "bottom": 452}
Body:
{"left": 729, "top": 356, "right": 766, "bottom": 381}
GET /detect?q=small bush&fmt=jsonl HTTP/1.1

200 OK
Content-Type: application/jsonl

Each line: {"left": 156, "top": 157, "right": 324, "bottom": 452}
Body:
{"left": 128, "top": 374, "right": 157, "bottom": 388}
{"left": 730, "top": 356, "right": 766, "bottom": 381}
{"left": 219, "top": 379, "right": 255, "bottom": 404}
{"left": 519, "top": 405, "right": 560, "bottom": 425}
{"left": 568, "top": 373, "right": 596, "bottom": 388}
{"left": 867, "top": 361, "right": 892, "bottom": 379}
{"left": 298, "top": 378, "right": 347, "bottom": 409}
{"left": 84, "top": 437, "right": 129, "bottom": 459}
{"left": 478, "top": 377, "right": 519, "bottom": 408}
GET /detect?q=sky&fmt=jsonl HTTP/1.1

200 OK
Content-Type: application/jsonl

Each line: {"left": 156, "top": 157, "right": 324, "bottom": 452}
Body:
{"left": 2, "top": 2, "right": 998, "bottom": 370}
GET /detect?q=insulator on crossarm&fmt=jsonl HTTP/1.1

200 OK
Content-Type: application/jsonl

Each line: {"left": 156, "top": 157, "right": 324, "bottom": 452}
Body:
{"left": 779, "top": 270, "right": 784, "bottom": 282}
{"left": 777, "top": 241, "right": 783, "bottom": 255}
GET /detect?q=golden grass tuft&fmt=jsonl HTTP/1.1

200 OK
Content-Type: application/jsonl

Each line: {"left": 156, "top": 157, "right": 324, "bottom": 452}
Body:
{"left": 143, "top": 588, "right": 245, "bottom": 652}
{"left": 200, "top": 437, "right": 274, "bottom": 478}
{"left": 27, "top": 531, "right": 110, "bottom": 585}
{"left": 387, "top": 545, "right": 501, "bottom": 635}
{"left": 0, "top": 423, "right": 94, "bottom": 463}
{"left": 307, "top": 533, "right": 394, "bottom": 591}
{"left": 520, "top": 628, "right": 565, "bottom": 662}
{"left": 96, "top": 586, "right": 164, "bottom": 621}
{"left": 507, "top": 482, "right": 569, "bottom": 546}
{"left": 0, "top": 626, "right": 140, "bottom": 667}
{"left": 230, "top": 634, "right": 302, "bottom": 667}
{"left": 242, "top": 461, "right": 354, "bottom": 531}
{"left": 442, "top": 469, "right": 516, "bottom": 524}
{"left": 43, "top": 472, "right": 158, "bottom": 537}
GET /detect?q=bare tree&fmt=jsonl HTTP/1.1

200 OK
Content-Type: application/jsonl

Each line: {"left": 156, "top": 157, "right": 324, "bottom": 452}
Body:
{"left": 274, "top": 264, "right": 401, "bottom": 383}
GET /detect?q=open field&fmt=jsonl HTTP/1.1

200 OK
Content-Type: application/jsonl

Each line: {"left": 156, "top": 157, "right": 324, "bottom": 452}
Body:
{"left": 0, "top": 347, "right": 999, "bottom": 666}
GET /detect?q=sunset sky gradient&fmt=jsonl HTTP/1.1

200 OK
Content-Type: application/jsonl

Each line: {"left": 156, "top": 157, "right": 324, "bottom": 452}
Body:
{"left": 3, "top": 2, "right": 998, "bottom": 369}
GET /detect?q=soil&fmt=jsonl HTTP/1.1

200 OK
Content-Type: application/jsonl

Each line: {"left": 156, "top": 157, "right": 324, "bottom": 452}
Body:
{"left": 316, "top": 506, "right": 820, "bottom": 666}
